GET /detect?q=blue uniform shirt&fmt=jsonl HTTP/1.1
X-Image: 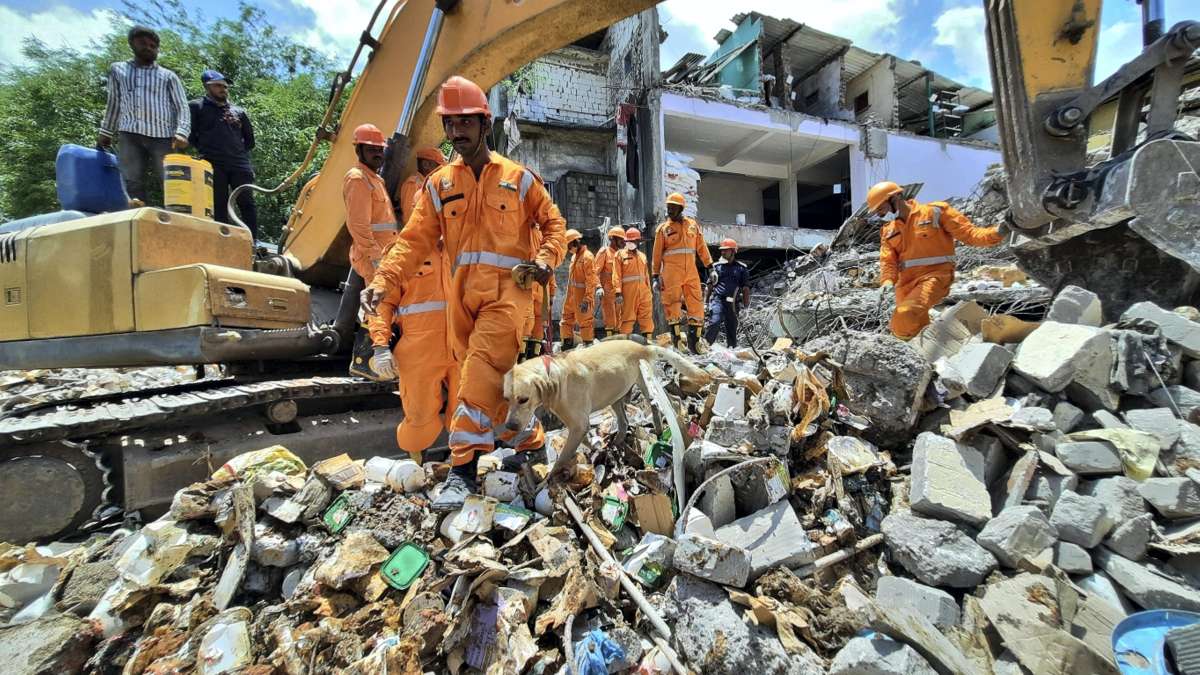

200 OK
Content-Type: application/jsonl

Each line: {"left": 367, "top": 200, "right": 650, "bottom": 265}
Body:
{"left": 710, "top": 259, "right": 749, "bottom": 300}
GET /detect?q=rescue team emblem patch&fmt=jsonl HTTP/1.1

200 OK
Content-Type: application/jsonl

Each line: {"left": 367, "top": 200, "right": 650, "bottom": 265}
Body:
{"left": 440, "top": 177, "right": 453, "bottom": 191}
{"left": 498, "top": 180, "right": 518, "bottom": 192}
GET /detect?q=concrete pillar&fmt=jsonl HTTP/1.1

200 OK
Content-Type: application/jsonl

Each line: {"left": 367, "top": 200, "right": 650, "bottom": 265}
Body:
{"left": 780, "top": 167, "right": 799, "bottom": 228}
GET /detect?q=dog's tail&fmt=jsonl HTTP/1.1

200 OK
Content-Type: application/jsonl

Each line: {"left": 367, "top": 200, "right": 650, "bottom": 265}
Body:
{"left": 647, "top": 345, "right": 713, "bottom": 389}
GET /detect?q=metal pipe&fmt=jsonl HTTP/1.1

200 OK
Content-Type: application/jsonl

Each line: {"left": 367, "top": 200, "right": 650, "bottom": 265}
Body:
{"left": 394, "top": 6, "right": 447, "bottom": 137}
{"left": 1141, "top": 0, "right": 1165, "bottom": 45}
{"left": 792, "top": 533, "right": 884, "bottom": 579}
{"left": 562, "top": 496, "right": 690, "bottom": 675}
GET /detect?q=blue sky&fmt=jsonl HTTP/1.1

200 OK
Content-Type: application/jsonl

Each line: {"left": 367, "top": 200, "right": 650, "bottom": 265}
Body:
{"left": 1, "top": 0, "right": 1193, "bottom": 90}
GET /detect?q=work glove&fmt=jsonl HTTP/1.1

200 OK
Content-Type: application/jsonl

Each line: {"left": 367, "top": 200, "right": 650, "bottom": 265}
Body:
{"left": 372, "top": 346, "right": 396, "bottom": 380}
{"left": 595, "top": 287, "right": 605, "bottom": 300}
{"left": 615, "top": 292, "right": 624, "bottom": 307}
{"left": 361, "top": 287, "right": 386, "bottom": 316}
{"left": 652, "top": 276, "right": 662, "bottom": 292}
{"left": 532, "top": 261, "right": 554, "bottom": 284}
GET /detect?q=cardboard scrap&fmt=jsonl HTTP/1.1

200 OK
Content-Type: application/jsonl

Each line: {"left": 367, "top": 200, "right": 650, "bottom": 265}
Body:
{"left": 312, "top": 454, "right": 365, "bottom": 490}
{"left": 632, "top": 493, "right": 674, "bottom": 536}
{"left": 944, "top": 398, "right": 1014, "bottom": 439}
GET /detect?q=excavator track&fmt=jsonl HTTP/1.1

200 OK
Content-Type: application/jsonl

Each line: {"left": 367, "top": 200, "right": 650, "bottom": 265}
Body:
{"left": 0, "top": 376, "right": 396, "bottom": 543}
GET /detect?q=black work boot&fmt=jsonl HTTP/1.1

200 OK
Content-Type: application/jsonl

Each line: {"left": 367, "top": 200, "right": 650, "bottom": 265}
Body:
{"left": 560, "top": 338, "right": 576, "bottom": 352}
{"left": 520, "top": 338, "right": 537, "bottom": 362}
{"left": 501, "top": 444, "right": 547, "bottom": 471}
{"left": 690, "top": 324, "right": 708, "bottom": 354}
{"left": 596, "top": 327, "right": 608, "bottom": 340}
{"left": 432, "top": 457, "right": 478, "bottom": 511}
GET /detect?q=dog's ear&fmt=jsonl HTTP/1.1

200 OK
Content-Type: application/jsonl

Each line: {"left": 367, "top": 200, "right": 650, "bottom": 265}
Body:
{"left": 532, "top": 370, "right": 558, "bottom": 403}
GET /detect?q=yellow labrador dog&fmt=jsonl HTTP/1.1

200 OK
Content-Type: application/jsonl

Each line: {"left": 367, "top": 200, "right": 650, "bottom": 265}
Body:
{"left": 502, "top": 339, "right": 710, "bottom": 480}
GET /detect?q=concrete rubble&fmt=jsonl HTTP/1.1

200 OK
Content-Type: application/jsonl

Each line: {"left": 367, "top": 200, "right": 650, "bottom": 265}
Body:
{"left": 5, "top": 238, "right": 1200, "bottom": 674}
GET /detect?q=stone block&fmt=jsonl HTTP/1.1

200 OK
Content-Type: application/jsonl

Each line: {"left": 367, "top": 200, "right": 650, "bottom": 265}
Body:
{"left": 713, "top": 500, "right": 818, "bottom": 578}
{"left": 975, "top": 434, "right": 1008, "bottom": 487}
{"left": 910, "top": 432, "right": 991, "bottom": 526}
{"left": 1077, "top": 571, "right": 1136, "bottom": 616}
{"left": 947, "top": 343, "right": 1013, "bottom": 398}
{"left": 1079, "top": 476, "right": 1148, "bottom": 522}
{"left": 1186, "top": 360, "right": 1200, "bottom": 390}
{"left": 1056, "top": 441, "right": 1123, "bottom": 475}
{"left": 1096, "top": 549, "right": 1200, "bottom": 612}
{"left": 713, "top": 383, "right": 746, "bottom": 419}
{"left": 1092, "top": 410, "right": 1128, "bottom": 429}
{"left": 1051, "top": 491, "right": 1115, "bottom": 549}
{"left": 1146, "top": 385, "right": 1200, "bottom": 418}
{"left": 977, "top": 505, "right": 1058, "bottom": 568}
{"left": 881, "top": 511, "right": 998, "bottom": 588}
{"left": 1010, "top": 406, "right": 1057, "bottom": 431}
{"left": 1013, "top": 322, "right": 1112, "bottom": 393}
{"left": 1138, "top": 477, "right": 1200, "bottom": 519}
{"left": 673, "top": 533, "right": 751, "bottom": 587}
{"left": 1121, "top": 301, "right": 1200, "bottom": 358}
{"left": 251, "top": 525, "right": 300, "bottom": 568}
{"left": 705, "top": 417, "right": 752, "bottom": 447}
{"left": 1104, "top": 513, "right": 1153, "bottom": 561}
{"left": 1047, "top": 285, "right": 1103, "bottom": 326}
{"left": 875, "top": 576, "right": 961, "bottom": 629}
{"left": 1165, "top": 421, "right": 1200, "bottom": 475}
{"left": 696, "top": 473, "right": 736, "bottom": 529}
{"left": 1123, "top": 407, "right": 1182, "bottom": 451}
{"left": 1027, "top": 469, "right": 1079, "bottom": 512}
{"left": 1054, "top": 541, "right": 1093, "bottom": 575}
{"left": 995, "top": 451, "right": 1039, "bottom": 514}
{"left": 829, "top": 636, "right": 938, "bottom": 675}
{"left": 1053, "top": 401, "right": 1086, "bottom": 433}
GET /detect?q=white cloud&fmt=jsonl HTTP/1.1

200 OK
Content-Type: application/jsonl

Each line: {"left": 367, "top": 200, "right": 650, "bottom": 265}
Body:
{"left": 1095, "top": 20, "right": 1140, "bottom": 82}
{"left": 659, "top": 0, "right": 901, "bottom": 67}
{"left": 932, "top": 5, "right": 989, "bottom": 88}
{"left": 286, "top": 0, "right": 379, "bottom": 66}
{"left": 0, "top": 5, "right": 119, "bottom": 70}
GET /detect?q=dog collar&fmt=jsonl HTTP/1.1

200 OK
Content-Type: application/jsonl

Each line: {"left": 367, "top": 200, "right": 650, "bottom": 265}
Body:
{"left": 540, "top": 355, "right": 556, "bottom": 375}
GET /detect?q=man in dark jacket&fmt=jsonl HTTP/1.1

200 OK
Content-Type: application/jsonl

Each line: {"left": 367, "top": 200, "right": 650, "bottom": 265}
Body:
{"left": 189, "top": 70, "right": 257, "bottom": 238}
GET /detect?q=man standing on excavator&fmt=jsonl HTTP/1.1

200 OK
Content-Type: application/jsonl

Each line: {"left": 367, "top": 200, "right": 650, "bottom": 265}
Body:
{"left": 362, "top": 76, "right": 565, "bottom": 510}
{"left": 344, "top": 123, "right": 398, "bottom": 284}
{"left": 653, "top": 192, "right": 713, "bottom": 352}
{"left": 870, "top": 181, "right": 1005, "bottom": 340}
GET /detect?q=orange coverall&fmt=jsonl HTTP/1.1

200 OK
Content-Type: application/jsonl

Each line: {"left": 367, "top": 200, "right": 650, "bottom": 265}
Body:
{"left": 344, "top": 162, "right": 398, "bottom": 283}
{"left": 653, "top": 216, "right": 713, "bottom": 326}
{"left": 613, "top": 248, "right": 654, "bottom": 335}
{"left": 560, "top": 245, "right": 600, "bottom": 342}
{"left": 367, "top": 250, "right": 458, "bottom": 460}
{"left": 594, "top": 244, "right": 620, "bottom": 332}
{"left": 370, "top": 152, "right": 566, "bottom": 467}
{"left": 524, "top": 274, "right": 557, "bottom": 342}
{"left": 398, "top": 174, "right": 423, "bottom": 226}
{"left": 880, "top": 199, "right": 1002, "bottom": 338}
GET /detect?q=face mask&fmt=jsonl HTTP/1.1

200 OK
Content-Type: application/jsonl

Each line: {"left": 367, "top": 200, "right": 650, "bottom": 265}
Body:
{"left": 626, "top": 242, "right": 637, "bottom": 251}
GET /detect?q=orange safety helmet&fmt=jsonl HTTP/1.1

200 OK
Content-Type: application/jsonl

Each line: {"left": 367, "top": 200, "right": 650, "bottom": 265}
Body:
{"left": 415, "top": 147, "right": 446, "bottom": 165}
{"left": 436, "top": 75, "right": 492, "bottom": 120}
{"left": 624, "top": 227, "right": 642, "bottom": 242}
{"left": 352, "top": 123, "right": 387, "bottom": 147}
{"left": 666, "top": 192, "right": 686, "bottom": 207}
{"left": 564, "top": 229, "right": 582, "bottom": 244}
{"left": 866, "top": 181, "right": 903, "bottom": 212}
{"left": 718, "top": 238, "right": 737, "bottom": 251}
{"left": 607, "top": 226, "right": 626, "bottom": 239}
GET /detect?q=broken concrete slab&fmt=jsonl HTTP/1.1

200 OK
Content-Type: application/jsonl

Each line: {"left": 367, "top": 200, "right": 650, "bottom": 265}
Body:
{"left": 673, "top": 533, "right": 751, "bottom": 587}
{"left": 875, "top": 576, "right": 960, "bottom": 629}
{"left": 1079, "top": 476, "right": 1149, "bottom": 522}
{"left": 1056, "top": 440, "right": 1124, "bottom": 475}
{"left": 977, "top": 505, "right": 1058, "bottom": 568}
{"left": 1013, "top": 322, "right": 1113, "bottom": 393}
{"left": 705, "top": 417, "right": 755, "bottom": 447}
{"left": 1104, "top": 513, "right": 1153, "bottom": 561}
{"left": 1053, "top": 401, "right": 1086, "bottom": 434}
{"left": 909, "top": 432, "right": 991, "bottom": 527}
{"left": 1009, "top": 406, "right": 1058, "bottom": 432}
{"left": 696, "top": 473, "right": 737, "bottom": 529}
{"left": 1165, "top": 420, "right": 1200, "bottom": 475}
{"left": 662, "top": 575, "right": 825, "bottom": 674}
{"left": 1095, "top": 548, "right": 1200, "bottom": 611}
{"left": 1123, "top": 407, "right": 1182, "bottom": 451}
{"left": 829, "top": 636, "right": 938, "bottom": 675}
{"left": 980, "top": 574, "right": 1119, "bottom": 675}
{"left": 0, "top": 614, "right": 98, "bottom": 675}
{"left": 58, "top": 561, "right": 118, "bottom": 615}
{"left": 1138, "top": 477, "right": 1200, "bottom": 519}
{"left": 1121, "top": 301, "right": 1200, "bottom": 358}
{"left": 713, "top": 499, "right": 818, "bottom": 578}
{"left": 864, "top": 599, "right": 976, "bottom": 675}
{"left": 1146, "top": 385, "right": 1200, "bottom": 418}
{"left": 1054, "top": 541, "right": 1093, "bottom": 575}
{"left": 1047, "top": 285, "right": 1103, "bottom": 327}
{"left": 1077, "top": 571, "right": 1137, "bottom": 616}
{"left": 1051, "top": 491, "right": 1115, "bottom": 549}
{"left": 947, "top": 342, "right": 1012, "bottom": 399}
{"left": 1027, "top": 468, "right": 1079, "bottom": 513}
{"left": 802, "top": 330, "right": 933, "bottom": 446}
{"left": 881, "top": 511, "right": 997, "bottom": 588}
{"left": 995, "top": 451, "right": 1039, "bottom": 514}
{"left": 974, "top": 434, "right": 1008, "bottom": 487}
{"left": 1092, "top": 410, "right": 1129, "bottom": 429}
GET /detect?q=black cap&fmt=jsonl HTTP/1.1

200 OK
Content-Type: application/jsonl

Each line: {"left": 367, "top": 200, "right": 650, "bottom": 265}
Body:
{"left": 127, "top": 25, "right": 160, "bottom": 46}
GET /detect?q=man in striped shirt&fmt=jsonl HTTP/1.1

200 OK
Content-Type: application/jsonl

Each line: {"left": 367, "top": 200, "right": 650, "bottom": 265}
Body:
{"left": 97, "top": 26, "right": 190, "bottom": 203}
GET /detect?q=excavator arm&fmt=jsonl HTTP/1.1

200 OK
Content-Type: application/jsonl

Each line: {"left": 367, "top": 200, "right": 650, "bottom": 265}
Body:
{"left": 985, "top": 0, "right": 1200, "bottom": 316}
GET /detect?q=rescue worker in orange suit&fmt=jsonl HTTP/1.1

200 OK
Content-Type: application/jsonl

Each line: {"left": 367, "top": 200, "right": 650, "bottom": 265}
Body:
{"left": 653, "top": 192, "right": 713, "bottom": 352}
{"left": 558, "top": 229, "right": 600, "bottom": 350}
{"left": 362, "top": 76, "right": 565, "bottom": 510}
{"left": 398, "top": 147, "right": 446, "bottom": 225}
{"left": 871, "top": 181, "right": 1004, "bottom": 340}
{"left": 344, "top": 123, "right": 397, "bottom": 284}
{"left": 366, "top": 242, "right": 458, "bottom": 463}
{"left": 612, "top": 227, "right": 654, "bottom": 340}
{"left": 520, "top": 226, "right": 558, "bottom": 361}
{"left": 594, "top": 227, "right": 624, "bottom": 339}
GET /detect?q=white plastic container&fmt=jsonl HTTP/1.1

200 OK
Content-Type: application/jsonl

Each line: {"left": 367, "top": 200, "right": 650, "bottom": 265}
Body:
{"left": 483, "top": 471, "right": 520, "bottom": 501}
{"left": 363, "top": 457, "right": 425, "bottom": 493}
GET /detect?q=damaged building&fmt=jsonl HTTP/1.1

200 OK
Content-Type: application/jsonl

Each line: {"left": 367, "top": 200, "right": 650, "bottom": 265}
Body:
{"left": 491, "top": 9, "right": 1002, "bottom": 259}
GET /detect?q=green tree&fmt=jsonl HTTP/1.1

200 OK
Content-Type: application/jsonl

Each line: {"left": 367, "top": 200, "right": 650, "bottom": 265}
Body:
{"left": 0, "top": 0, "right": 337, "bottom": 242}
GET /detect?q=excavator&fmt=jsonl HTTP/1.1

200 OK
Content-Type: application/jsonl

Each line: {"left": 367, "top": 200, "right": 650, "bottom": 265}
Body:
{"left": 0, "top": 0, "right": 1195, "bottom": 544}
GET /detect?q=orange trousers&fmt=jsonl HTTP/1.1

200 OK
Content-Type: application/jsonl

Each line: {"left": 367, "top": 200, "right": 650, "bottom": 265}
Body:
{"left": 619, "top": 283, "right": 654, "bottom": 335}
{"left": 394, "top": 354, "right": 459, "bottom": 461}
{"left": 662, "top": 272, "right": 704, "bottom": 326}
{"left": 447, "top": 275, "right": 545, "bottom": 467}
{"left": 560, "top": 292, "right": 596, "bottom": 342}
{"left": 890, "top": 271, "right": 954, "bottom": 339}
{"left": 599, "top": 286, "right": 618, "bottom": 332}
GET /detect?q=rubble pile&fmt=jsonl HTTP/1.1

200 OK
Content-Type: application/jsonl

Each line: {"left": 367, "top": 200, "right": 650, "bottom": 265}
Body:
{"left": 0, "top": 366, "right": 217, "bottom": 411}
{"left": 4, "top": 285, "right": 1200, "bottom": 673}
